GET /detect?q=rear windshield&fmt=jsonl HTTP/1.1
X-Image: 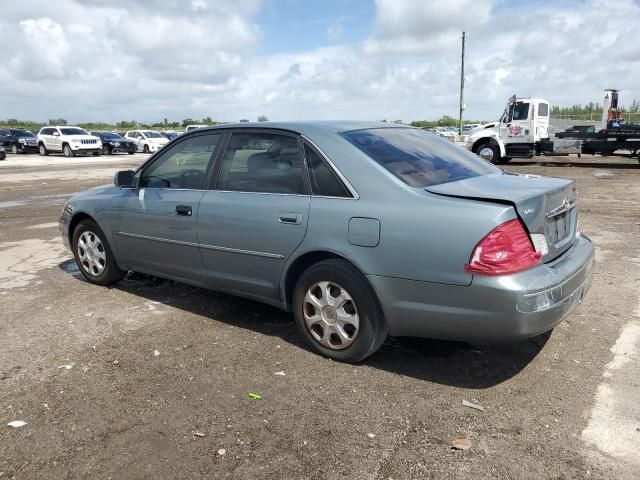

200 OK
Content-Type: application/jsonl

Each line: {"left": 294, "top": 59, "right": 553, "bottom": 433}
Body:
{"left": 342, "top": 128, "right": 496, "bottom": 188}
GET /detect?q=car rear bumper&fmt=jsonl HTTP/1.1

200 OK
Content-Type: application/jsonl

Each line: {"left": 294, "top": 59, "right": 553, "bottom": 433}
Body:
{"left": 368, "top": 233, "right": 595, "bottom": 342}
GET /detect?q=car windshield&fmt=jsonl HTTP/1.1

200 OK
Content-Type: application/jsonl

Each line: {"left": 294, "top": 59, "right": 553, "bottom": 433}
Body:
{"left": 342, "top": 127, "right": 497, "bottom": 188}
{"left": 143, "top": 131, "right": 163, "bottom": 138}
{"left": 101, "top": 133, "right": 123, "bottom": 140}
{"left": 60, "top": 128, "right": 89, "bottom": 135}
{"left": 13, "top": 130, "right": 35, "bottom": 138}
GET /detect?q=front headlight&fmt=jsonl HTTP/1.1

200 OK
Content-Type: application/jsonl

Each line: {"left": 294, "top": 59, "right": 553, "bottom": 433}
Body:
{"left": 19, "top": 138, "right": 26, "bottom": 144}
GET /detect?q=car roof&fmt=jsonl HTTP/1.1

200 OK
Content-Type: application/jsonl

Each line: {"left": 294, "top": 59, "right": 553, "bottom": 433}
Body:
{"left": 193, "top": 121, "right": 410, "bottom": 137}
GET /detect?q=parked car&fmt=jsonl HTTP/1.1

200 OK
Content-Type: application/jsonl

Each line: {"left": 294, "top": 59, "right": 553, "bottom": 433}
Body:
{"left": 91, "top": 131, "right": 137, "bottom": 155}
{"left": 59, "top": 122, "right": 594, "bottom": 363}
{"left": 0, "top": 128, "right": 39, "bottom": 154}
{"left": 0, "top": 146, "right": 5, "bottom": 161}
{"left": 124, "top": 130, "right": 169, "bottom": 153}
{"left": 160, "top": 131, "right": 179, "bottom": 141}
{"left": 37, "top": 126, "right": 102, "bottom": 157}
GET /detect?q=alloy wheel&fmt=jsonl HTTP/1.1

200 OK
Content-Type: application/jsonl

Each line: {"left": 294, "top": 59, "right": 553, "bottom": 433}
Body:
{"left": 303, "top": 281, "right": 359, "bottom": 350}
{"left": 77, "top": 230, "right": 107, "bottom": 276}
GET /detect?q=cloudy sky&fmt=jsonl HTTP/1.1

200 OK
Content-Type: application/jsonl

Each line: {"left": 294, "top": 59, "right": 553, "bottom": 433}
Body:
{"left": 0, "top": 0, "right": 638, "bottom": 124}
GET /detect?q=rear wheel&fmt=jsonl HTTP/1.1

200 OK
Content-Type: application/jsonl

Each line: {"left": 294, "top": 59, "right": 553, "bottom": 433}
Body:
{"left": 39, "top": 143, "right": 48, "bottom": 156}
{"left": 72, "top": 219, "right": 126, "bottom": 286}
{"left": 293, "top": 259, "right": 387, "bottom": 363}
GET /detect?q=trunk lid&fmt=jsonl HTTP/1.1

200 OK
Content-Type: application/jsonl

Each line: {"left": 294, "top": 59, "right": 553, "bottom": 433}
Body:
{"left": 426, "top": 172, "right": 578, "bottom": 261}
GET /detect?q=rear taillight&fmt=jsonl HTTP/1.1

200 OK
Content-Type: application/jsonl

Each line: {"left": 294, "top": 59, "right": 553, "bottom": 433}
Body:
{"left": 465, "top": 219, "right": 542, "bottom": 276}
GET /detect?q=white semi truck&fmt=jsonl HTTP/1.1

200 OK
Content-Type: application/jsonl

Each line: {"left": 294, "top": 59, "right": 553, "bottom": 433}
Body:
{"left": 466, "top": 89, "right": 640, "bottom": 163}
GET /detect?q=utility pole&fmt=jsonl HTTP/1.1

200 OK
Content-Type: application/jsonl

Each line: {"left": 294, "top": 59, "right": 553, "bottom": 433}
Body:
{"left": 459, "top": 31, "right": 465, "bottom": 135}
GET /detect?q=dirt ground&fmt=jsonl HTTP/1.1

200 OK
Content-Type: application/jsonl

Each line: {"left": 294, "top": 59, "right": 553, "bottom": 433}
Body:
{"left": 0, "top": 152, "right": 638, "bottom": 479}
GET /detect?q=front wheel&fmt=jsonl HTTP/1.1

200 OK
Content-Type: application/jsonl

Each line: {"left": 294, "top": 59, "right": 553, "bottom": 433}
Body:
{"left": 72, "top": 219, "right": 126, "bottom": 286}
{"left": 143, "top": 144, "right": 150, "bottom": 153}
{"left": 102, "top": 145, "right": 111, "bottom": 155}
{"left": 475, "top": 143, "right": 502, "bottom": 164}
{"left": 63, "top": 144, "right": 73, "bottom": 158}
{"left": 39, "top": 143, "right": 48, "bottom": 156}
{"left": 293, "top": 259, "right": 387, "bottom": 363}
{"left": 11, "top": 144, "right": 18, "bottom": 154}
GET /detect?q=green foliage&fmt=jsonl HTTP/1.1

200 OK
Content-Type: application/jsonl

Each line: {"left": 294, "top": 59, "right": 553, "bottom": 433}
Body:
{"left": 257, "top": 115, "right": 269, "bottom": 122}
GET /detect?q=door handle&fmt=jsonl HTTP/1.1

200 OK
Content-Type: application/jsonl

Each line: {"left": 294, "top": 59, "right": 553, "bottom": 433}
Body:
{"left": 175, "top": 205, "right": 192, "bottom": 216}
{"left": 278, "top": 213, "right": 302, "bottom": 225}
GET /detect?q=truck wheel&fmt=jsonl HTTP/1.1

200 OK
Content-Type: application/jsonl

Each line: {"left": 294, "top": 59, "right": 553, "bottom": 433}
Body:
{"left": 475, "top": 143, "right": 502, "bottom": 163}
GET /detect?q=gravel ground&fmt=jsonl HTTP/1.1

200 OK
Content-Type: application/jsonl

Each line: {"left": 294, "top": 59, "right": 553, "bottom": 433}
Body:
{"left": 0, "top": 152, "right": 638, "bottom": 479}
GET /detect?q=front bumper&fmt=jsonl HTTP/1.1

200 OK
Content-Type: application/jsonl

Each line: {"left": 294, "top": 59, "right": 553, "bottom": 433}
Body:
{"left": 368, "top": 233, "right": 595, "bottom": 342}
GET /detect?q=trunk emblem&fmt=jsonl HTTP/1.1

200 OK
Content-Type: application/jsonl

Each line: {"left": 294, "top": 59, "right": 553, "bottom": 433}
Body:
{"left": 522, "top": 208, "right": 535, "bottom": 215}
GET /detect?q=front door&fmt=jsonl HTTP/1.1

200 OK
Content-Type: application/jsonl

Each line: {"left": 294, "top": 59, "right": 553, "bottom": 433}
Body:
{"left": 500, "top": 101, "right": 533, "bottom": 145}
{"left": 198, "top": 131, "right": 310, "bottom": 302}
{"left": 110, "top": 132, "right": 224, "bottom": 282}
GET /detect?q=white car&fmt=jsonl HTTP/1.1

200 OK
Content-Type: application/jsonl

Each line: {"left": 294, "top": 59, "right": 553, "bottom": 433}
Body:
{"left": 37, "top": 126, "right": 102, "bottom": 157}
{"left": 124, "top": 130, "right": 169, "bottom": 153}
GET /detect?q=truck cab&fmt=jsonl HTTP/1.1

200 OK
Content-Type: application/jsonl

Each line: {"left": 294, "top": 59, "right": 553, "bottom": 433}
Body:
{"left": 466, "top": 97, "right": 550, "bottom": 163}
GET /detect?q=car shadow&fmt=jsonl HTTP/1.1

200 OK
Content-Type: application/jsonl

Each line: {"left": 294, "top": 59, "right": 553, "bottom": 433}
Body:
{"left": 58, "top": 260, "right": 549, "bottom": 389}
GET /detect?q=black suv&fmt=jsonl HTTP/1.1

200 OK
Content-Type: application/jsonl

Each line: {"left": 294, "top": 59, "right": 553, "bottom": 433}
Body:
{"left": 0, "top": 128, "right": 39, "bottom": 154}
{"left": 91, "top": 131, "right": 137, "bottom": 155}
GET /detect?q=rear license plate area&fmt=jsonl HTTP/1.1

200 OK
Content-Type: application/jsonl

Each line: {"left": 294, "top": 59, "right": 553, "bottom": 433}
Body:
{"left": 549, "top": 212, "right": 570, "bottom": 244}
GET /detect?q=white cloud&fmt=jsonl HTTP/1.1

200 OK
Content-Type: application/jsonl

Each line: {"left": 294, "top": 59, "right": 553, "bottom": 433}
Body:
{"left": 0, "top": 0, "right": 638, "bottom": 123}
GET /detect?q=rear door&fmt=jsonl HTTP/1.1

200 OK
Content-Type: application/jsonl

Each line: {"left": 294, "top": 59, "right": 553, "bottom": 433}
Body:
{"left": 110, "top": 132, "right": 224, "bottom": 282}
{"left": 197, "top": 130, "right": 310, "bottom": 302}
{"left": 535, "top": 102, "right": 550, "bottom": 140}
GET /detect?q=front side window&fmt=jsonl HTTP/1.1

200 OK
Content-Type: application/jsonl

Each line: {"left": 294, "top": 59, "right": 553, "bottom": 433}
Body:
{"left": 512, "top": 102, "right": 530, "bottom": 120}
{"left": 143, "top": 131, "right": 163, "bottom": 138}
{"left": 0, "top": 129, "right": 10, "bottom": 137}
{"left": 342, "top": 128, "right": 496, "bottom": 188}
{"left": 215, "top": 133, "right": 306, "bottom": 195}
{"left": 140, "top": 134, "right": 222, "bottom": 190}
{"left": 304, "top": 145, "right": 351, "bottom": 197}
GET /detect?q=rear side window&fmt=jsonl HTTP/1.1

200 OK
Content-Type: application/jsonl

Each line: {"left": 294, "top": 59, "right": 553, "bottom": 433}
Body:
{"left": 215, "top": 133, "right": 306, "bottom": 195}
{"left": 538, "top": 103, "right": 549, "bottom": 117}
{"left": 304, "top": 145, "right": 351, "bottom": 197}
{"left": 342, "top": 128, "right": 496, "bottom": 188}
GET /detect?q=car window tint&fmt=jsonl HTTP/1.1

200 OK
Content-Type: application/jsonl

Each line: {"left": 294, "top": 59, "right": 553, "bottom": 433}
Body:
{"left": 342, "top": 128, "right": 496, "bottom": 188}
{"left": 140, "top": 134, "right": 222, "bottom": 189}
{"left": 0, "top": 129, "right": 10, "bottom": 137}
{"left": 216, "top": 133, "right": 306, "bottom": 195}
{"left": 304, "top": 145, "right": 351, "bottom": 197}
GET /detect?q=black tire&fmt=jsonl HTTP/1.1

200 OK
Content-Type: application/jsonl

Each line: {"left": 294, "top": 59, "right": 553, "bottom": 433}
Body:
{"left": 102, "top": 145, "right": 111, "bottom": 155}
{"left": 143, "top": 144, "right": 150, "bottom": 153}
{"left": 63, "top": 143, "right": 73, "bottom": 158}
{"left": 11, "top": 143, "right": 18, "bottom": 154}
{"left": 292, "top": 259, "right": 387, "bottom": 363}
{"left": 474, "top": 142, "right": 502, "bottom": 164}
{"left": 39, "top": 143, "right": 48, "bottom": 156}
{"left": 93, "top": 151, "right": 101, "bottom": 156}
{"left": 72, "top": 219, "right": 126, "bottom": 286}
{"left": 128, "top": 151, "right": 135, "bottom": 155}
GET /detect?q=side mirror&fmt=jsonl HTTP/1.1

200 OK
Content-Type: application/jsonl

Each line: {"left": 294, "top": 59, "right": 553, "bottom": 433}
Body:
{"left": 53, "top": 131, "right": 60, "bottom": 136}
{"left": 114, "top": 170, "right": 135, "bottom": 188}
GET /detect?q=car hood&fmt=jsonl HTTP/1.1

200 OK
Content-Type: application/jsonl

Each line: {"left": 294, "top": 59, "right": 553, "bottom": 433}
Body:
{"left": 426, "top": 172, "right": 578, "bottom": 261}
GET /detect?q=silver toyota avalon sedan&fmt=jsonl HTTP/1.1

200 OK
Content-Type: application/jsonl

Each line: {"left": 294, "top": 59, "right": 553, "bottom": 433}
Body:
{"left": 59, "top": 121, "right": 595, "bottom": 362}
